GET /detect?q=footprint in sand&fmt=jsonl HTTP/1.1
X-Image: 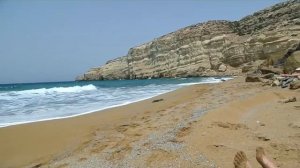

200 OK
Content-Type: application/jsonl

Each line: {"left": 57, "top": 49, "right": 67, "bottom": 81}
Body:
{"left": 146, "top": 149, "right": 175, "bottom": 166}
{"left": 30, "top": 163, "right": 43, "bottom": 168}
{"left": 293, "top": 104, "right": 300, "bottom": 108}
{"left": 78, "top": 157, "right": 87, "bottom": 162}
{"left": 213, "top": 122, "right": 248, "bottom": 130}
{"left": 288, "top": 122, "right": 300, "bottom": 129}
{"left": 176, "top": 126, "right": 192, "bottom": 138}
{"left": 54, "top": 163, "right": 69, "bottom": 168}
{"left": 256, "top": 135, "right": 271, "bottom": 141}
{"left": 288, "top": 133, "right": 300, "bottom": 140}
{"left": 270, "top": 143, "right": 292, "bottom": 152}
{"left": 141, "top": 116, "right": 150, "bottom": 120}
{"left": 207, "top": 144, "right": 233, "bottom": 153}
{"left": 116, "top": 123, "right": 141, "bottom": 133}
{"left": 270, "top": 142, "right": 300, "bottom": 161}
{"left": 90, "top": 144, "right": 109, "bottom": 154}
{"left": 109, "top": 143, "right": 132, "bottom": 160}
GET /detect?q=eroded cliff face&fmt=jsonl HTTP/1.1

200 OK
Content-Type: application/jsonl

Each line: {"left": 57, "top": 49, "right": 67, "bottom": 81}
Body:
{"left": 77, "top": 0, "right": 300, "bottom": 81}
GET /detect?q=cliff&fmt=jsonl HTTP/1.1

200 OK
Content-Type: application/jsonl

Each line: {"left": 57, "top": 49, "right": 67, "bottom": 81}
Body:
{"left": 77, "top": 0, "right": 300, "bottom": 81}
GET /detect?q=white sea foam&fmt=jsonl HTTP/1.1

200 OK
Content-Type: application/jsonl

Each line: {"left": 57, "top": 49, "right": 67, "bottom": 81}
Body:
{"left": 13, "top": 84, "right": 97, "bottom": 95}
{"left": 0, "top": 77, "right": 232, "bottom": 128}
{"left": 178, "top": 77, "right": 231, "bottom": 86}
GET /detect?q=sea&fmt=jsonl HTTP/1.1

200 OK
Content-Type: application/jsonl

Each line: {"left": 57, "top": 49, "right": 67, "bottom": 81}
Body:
{"left": 0, "top": 77, "right": 231, "bottom": 128}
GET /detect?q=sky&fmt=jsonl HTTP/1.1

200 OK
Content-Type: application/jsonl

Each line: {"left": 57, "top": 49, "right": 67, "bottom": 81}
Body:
{"left": 0, "top": 0, "right": 284, "bottom": 84}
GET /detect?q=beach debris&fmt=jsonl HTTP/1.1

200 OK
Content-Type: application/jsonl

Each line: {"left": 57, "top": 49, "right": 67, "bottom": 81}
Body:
{"left": 246, "top": 67, "right": 300, "bottom": 90}
{"left": 213, "top": 144, "right": 225, "bottom": 148}
{"left": 256, "top": 120, "right": 265, "bottom": 126}
{"left": 152, "top": 99, "right": 164, "bottom": 103}
{"left": 256, "top": 120, "right": 266, "bottom": 126}
{"left": 259, "top": 123, "right": 266, "bottom": 126}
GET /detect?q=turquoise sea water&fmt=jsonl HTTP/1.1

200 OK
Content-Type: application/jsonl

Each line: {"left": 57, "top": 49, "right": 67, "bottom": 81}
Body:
{"left": 0, "top": 77, "right": 231, "bottom": 127}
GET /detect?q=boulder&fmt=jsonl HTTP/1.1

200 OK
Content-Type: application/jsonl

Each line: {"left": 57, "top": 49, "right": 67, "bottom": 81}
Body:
{"left": 272, "top": 79, "right": 281, "bottom": 86}
{"left": 290, "top": 80, "right": 300, "bottom": 90}
{"left": 245, "top": 74, "right": 262, "bottom": 82}
{"left": 261, "top": 73, "right": 275, "bottom": 79}
{"left": 259, "top": 66, "right": 283, "bottom": 74}
{"left": 218, "top": 64, "right": 227, "bottom": 72}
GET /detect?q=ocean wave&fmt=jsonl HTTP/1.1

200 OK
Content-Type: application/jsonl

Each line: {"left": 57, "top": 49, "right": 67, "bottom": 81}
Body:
{"left": 10, "top": 84, "right": 97, "bottom": 95}
{"left": 0, "top": 77, "right": 233, "bottom": 128}
{"left": 178, "top": 77, "right": 232, "bottom": 86}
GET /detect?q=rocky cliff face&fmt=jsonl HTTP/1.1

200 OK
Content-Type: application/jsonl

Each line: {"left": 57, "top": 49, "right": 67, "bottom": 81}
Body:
{"left": 77, "top": 0, "right": 300, "bottom": 81}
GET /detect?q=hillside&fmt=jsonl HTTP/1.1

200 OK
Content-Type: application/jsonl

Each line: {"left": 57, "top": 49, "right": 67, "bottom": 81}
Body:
{"left": 77, "top": 0, "right": 300, "bottom": 81}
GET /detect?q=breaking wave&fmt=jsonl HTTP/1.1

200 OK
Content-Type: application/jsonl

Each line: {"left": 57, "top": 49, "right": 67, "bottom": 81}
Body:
{"left": 12, "top": 84, "right": 97, "bottom": 95}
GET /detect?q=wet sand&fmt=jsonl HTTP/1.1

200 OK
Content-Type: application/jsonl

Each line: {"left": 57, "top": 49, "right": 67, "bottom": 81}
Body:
{"left": 0, "top": 77, "right": 299, "bottom": 168}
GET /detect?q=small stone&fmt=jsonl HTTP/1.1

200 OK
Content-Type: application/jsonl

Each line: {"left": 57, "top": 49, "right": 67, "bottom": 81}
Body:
{"left": 152, "top": 99, "right": 164, "bottom": 103}
{"left": 259, "top": 123, "right": 266, "bottom": 126}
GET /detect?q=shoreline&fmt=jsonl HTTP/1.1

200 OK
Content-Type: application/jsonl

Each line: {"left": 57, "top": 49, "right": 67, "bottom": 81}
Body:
{"left": 0, "top": 81, "right": 210, "bottom": 168}
{"left": 0, "top": 94, "right": 162, "bottom": 128}
{"left": 0, "top": 77, "right": 299, "bottom": 168}
{"left": 0, "top": 77, "right": 232, "bottom": 128}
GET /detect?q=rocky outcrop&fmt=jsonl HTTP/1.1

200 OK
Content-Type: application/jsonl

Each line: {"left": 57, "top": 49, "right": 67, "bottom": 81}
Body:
{"left": 77, "top": 0, "right": 300, "bottom": 81}
{"left": 290, "top": 80, "right": 300, "bottom": 89}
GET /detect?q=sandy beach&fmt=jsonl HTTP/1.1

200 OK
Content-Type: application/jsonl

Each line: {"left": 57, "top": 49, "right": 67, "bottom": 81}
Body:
{"left": 0, "top": 77, "right": 299, "bottom": 168}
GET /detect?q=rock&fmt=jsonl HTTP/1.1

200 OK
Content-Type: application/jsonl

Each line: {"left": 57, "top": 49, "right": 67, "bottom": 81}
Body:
{"left": 241, "top": 61, "right": 264, "bottom": 73}
{"left": 260, "top": 123, "right": 266, "bottom": 127}
{"left": 218, "top": 64, "right": 227, "bottom": 72}
{"left": 256, "top": 121, "right": 266, "bottom": 126}
{"left": 290, "top": 80, "right": 300, "bottom": 90}
{"left": 152, "top": 99, "right": 164, "bottom": 103}
{"left": 272, "top": 79, "right": 281, "bottom": 86}
{"left": 261, "top": 73, "right": 275, "bottom": 79}
{"left": 75, "top": 75, "right": 84, "bottom": 81}
{"left": 259, "top": 66, "right": 283, "bottom": 75}
{"left": 242, "top": 65, "right": 255, "bottom": 73}
{"left": 261, "top": 79, "right": 273, "bottom": 86}
{"left": 77, "top": 0, "right": 300, "bottom": 81}
{"left": 245, "top": 74, "right": 262, "bottom": 82}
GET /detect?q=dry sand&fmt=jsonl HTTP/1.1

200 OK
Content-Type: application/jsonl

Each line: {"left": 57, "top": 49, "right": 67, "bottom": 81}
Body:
{"left": 0, "top": 77, "right": 299, "bottom": 168}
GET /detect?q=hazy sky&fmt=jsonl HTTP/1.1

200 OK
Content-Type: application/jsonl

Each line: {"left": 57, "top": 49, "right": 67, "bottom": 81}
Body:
{"left": 0, "top": 0, "right": 284, "bottom": 84}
